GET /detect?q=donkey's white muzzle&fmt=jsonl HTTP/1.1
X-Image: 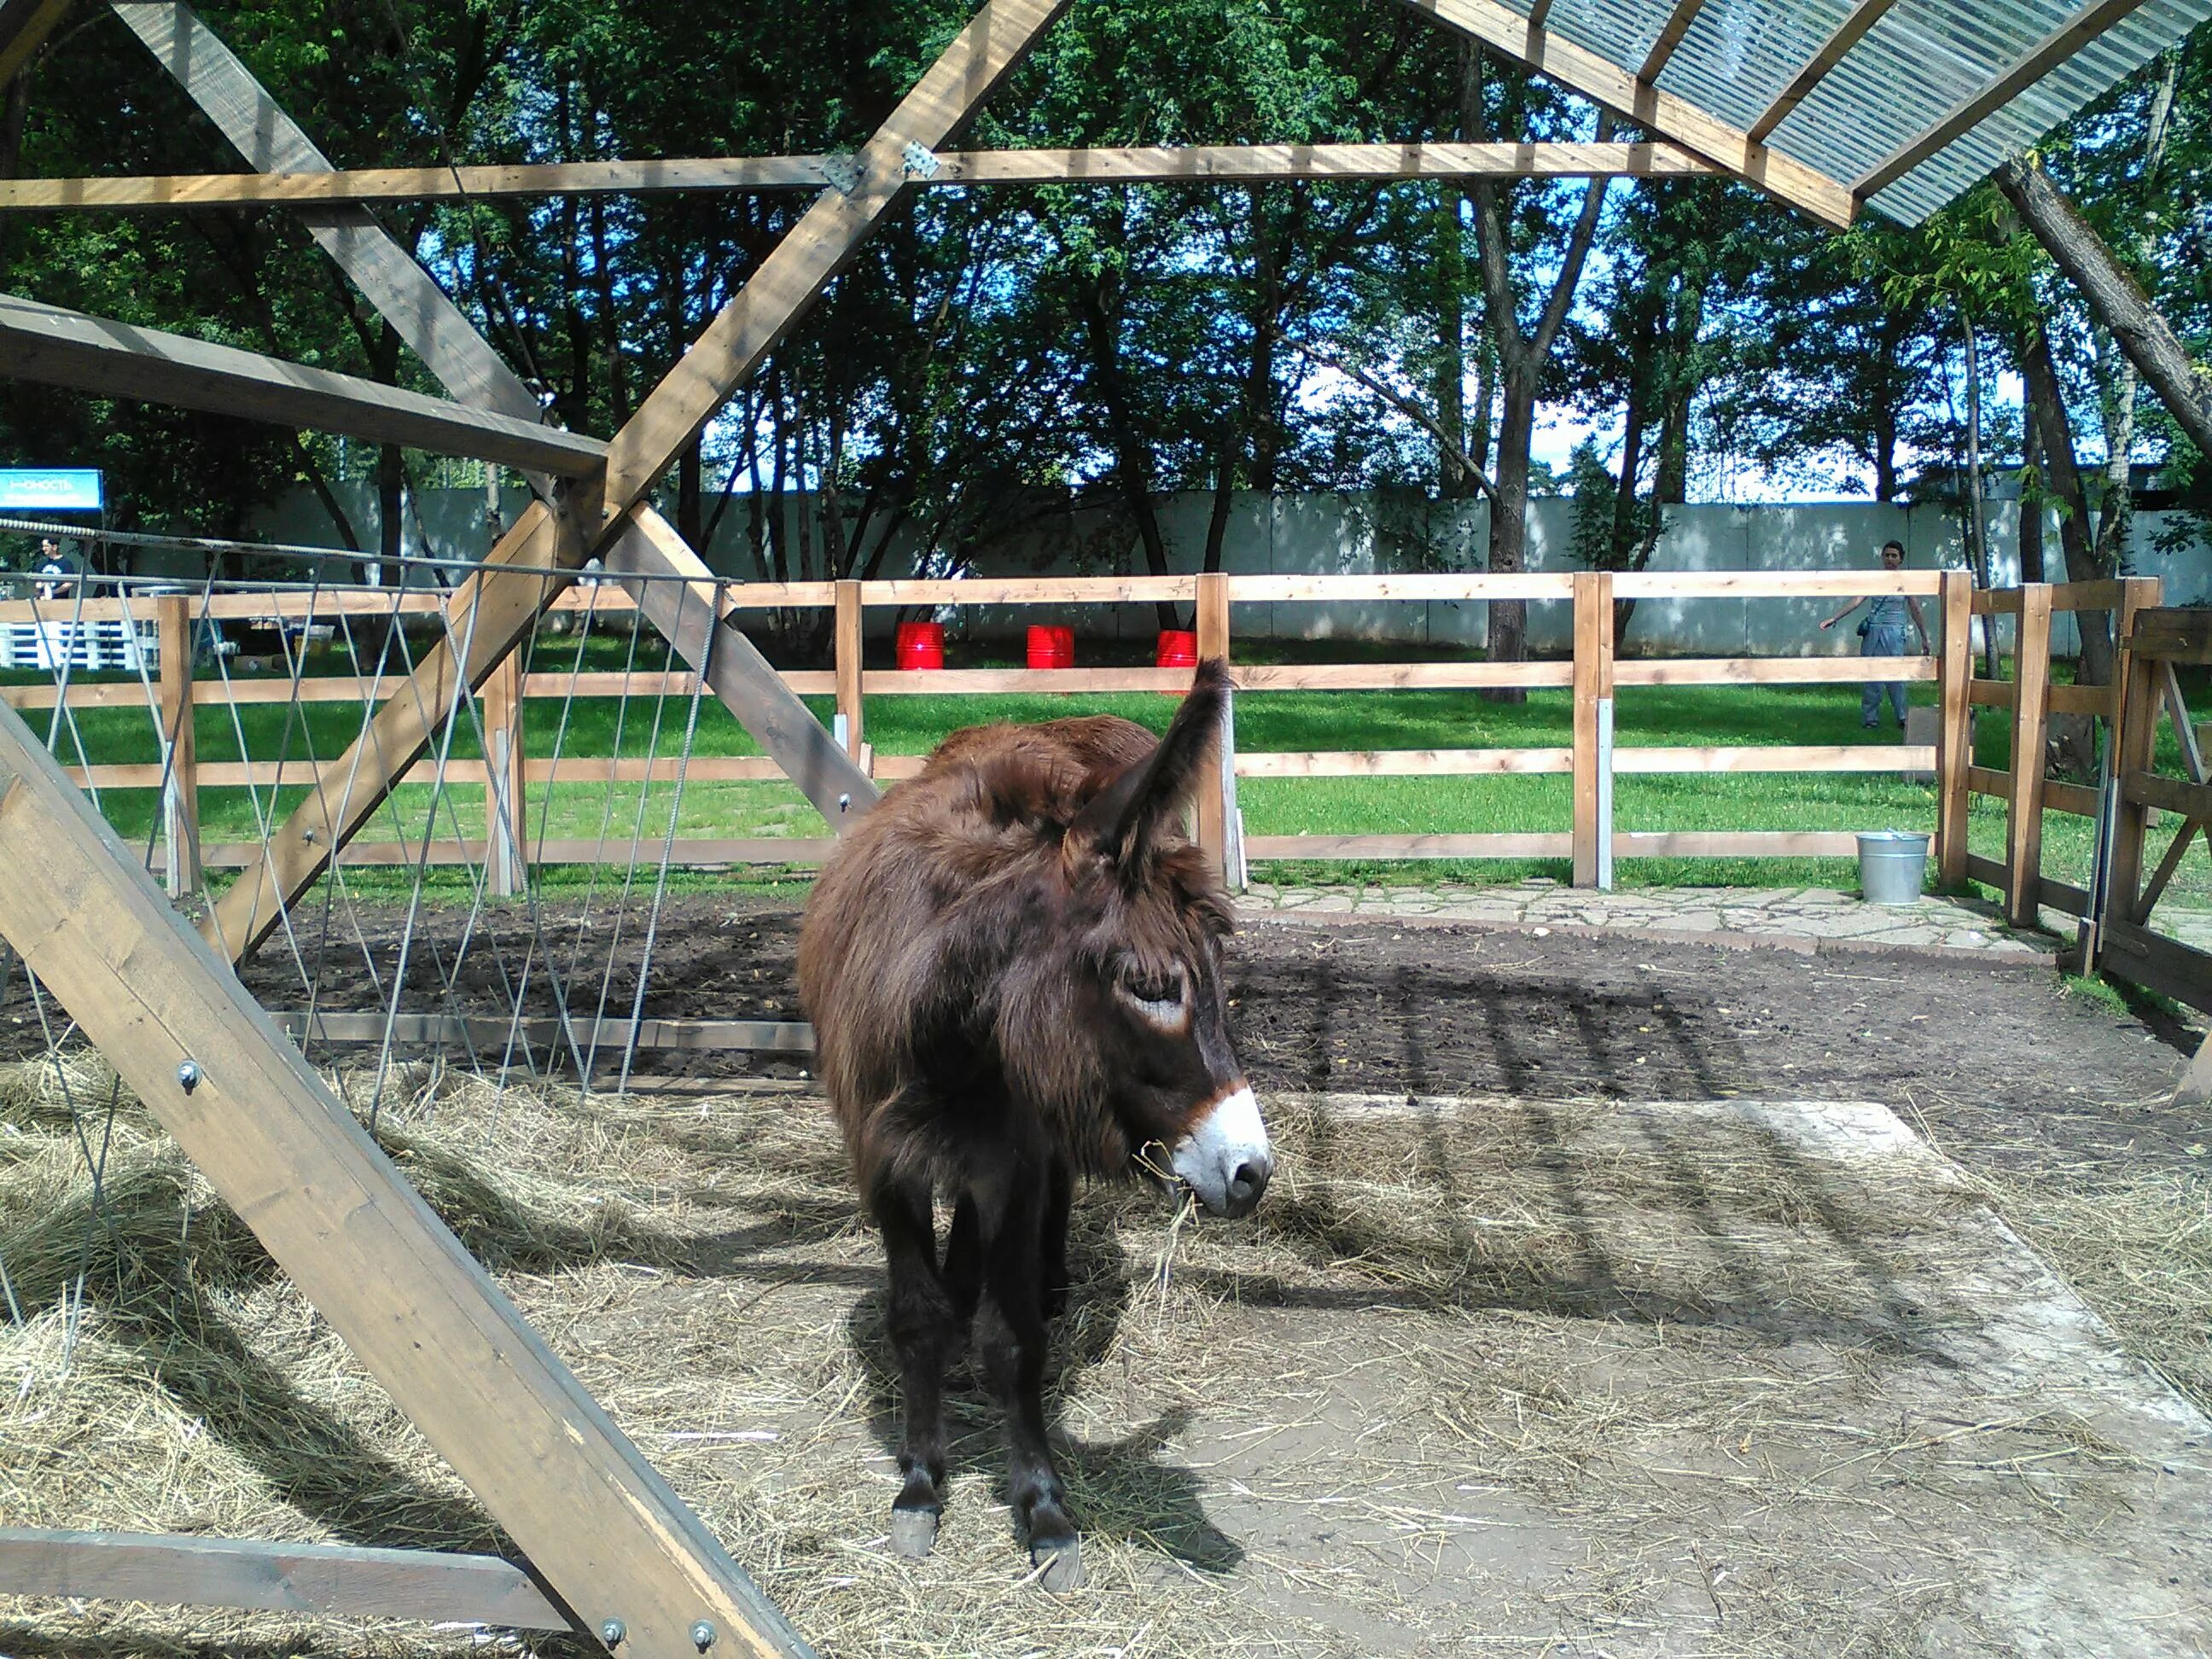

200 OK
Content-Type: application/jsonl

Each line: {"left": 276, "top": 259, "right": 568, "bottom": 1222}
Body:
{"left": 1171, "top": 1085, "right": 1273, "bottom": 1218}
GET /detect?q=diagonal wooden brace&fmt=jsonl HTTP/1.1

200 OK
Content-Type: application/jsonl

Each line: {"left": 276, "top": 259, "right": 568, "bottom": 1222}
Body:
{"left": 0, "top": 696, "right": 812, "bottom": 1659}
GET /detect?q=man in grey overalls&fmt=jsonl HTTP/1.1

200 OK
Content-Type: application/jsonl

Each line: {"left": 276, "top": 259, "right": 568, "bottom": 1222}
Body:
{"left": 1819, "top": 538, "right": 1931, "bottom": 730}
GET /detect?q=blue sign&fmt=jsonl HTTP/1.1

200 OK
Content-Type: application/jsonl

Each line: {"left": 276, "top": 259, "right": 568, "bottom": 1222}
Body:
{"left": 0, "top": 469, "right": 102, "bottom": 510}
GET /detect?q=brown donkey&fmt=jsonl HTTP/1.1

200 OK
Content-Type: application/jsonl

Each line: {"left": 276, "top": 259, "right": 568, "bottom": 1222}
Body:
{"left": 797, "top": 658, "right": 1272, "bottom": 1589}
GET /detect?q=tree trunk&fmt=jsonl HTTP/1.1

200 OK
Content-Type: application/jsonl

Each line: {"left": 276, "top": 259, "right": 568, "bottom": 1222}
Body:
{"left": 1996, "top": 156, "right": 2212, "bottom": 462}
{"left": 1962, "top": 313, "right": 1994, "bottom": 678}
{"left": 1486, "top": 372, "right": 1535, "bottom": 694}
{"left": 2018, "top": 322, "right": 2116, "bottom": 689}
{"left": 2019, "top": 418, "right": 2044, "bottom": 583}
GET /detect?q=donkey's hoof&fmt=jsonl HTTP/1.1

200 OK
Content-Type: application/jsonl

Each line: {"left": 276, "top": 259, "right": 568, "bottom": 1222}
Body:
{"left": 1030, "top": 1534, "right": 1084, "bottom": 1592}
{"left": 888, "top": 1507, "right": 939, "bottom": 1560}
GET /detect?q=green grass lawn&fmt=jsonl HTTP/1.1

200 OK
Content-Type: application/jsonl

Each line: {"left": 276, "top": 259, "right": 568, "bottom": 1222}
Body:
{"left": 9, "top": 632, "right": 2207, "bottom": 911}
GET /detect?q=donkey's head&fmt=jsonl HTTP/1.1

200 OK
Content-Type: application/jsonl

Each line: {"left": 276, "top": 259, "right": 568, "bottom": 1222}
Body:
{"left": 1044, "top": 660, "right": 1273, "bottom": 1218}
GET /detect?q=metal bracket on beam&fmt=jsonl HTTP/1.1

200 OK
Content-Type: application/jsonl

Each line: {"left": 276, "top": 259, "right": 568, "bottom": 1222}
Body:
{"left": 820, "top": 152, "right": 864, "bottom": 196}
{"left": 900, "top": 143, "right": 942, "bottom": 180}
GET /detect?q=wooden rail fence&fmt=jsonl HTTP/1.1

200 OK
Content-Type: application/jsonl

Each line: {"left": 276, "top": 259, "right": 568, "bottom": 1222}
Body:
{"left": 0, "top": 569, "right": 1959, "bottom": 893}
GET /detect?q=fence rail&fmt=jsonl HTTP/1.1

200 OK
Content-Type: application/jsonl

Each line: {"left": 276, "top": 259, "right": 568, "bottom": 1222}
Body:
{"left": 2, "top": 568, "right": 1973, "bottom": 891}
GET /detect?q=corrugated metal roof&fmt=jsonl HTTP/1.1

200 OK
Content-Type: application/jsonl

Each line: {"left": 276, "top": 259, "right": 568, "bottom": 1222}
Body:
{"left": 1498, "top": 0, "right": 2211, "bottom": 223}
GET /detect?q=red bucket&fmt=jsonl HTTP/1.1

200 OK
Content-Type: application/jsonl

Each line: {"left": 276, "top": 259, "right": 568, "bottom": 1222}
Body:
{"left": 1027, "top": 624, "right": 1074, "bottom": 669}
{"left": 1155, "top": 629, "right": 1198, "bottom": 668}
{"left": 895, "top": 620, "right": 944, "bottom": 671}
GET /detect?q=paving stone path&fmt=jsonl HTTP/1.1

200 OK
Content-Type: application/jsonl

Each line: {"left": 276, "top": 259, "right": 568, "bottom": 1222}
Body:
{"left": 1238, "top": 880, "right": 2067, "bottom": 959}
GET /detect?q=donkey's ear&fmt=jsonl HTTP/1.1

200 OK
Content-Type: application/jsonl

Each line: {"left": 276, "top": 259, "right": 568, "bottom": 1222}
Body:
{"left": 1068, "top": 658, "right": 1231, "bottom": 866}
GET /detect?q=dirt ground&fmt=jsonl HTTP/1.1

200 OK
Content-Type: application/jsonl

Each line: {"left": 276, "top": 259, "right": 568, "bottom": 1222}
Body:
{"left": 6, "top": 898, "right": 2212, "bottom": 1657}
{"left": 114, "top": 889, "right": 2210, "bottom": 1175}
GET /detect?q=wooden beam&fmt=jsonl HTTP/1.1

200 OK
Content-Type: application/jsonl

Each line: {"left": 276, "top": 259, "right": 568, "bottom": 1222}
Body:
{"left": 0, "top": 1528, "right": 567, "bottom": 1632}
{"left": 110, "top": 3, "right": 544, "bottom": 427}
{"left": 1747, "top": 0, "right": 1899, "bottom": 143}
{"left": 1936, "top": 570, "right": 1972, "bottom": 887}
{"left": 0, "top": 0, "right": 69, "bottom": 83}
{"left": 266, "top": 1011, "right": 815, "bottom": 1054}
{"left": 0, "top": 291, "right": 605, "bottom": 474}
{"left": 1394, "top": 0, "right": 1860, "bottom": 227}
{"left": 2005, "top": 585, "right": 2053, "bottom": 926}
{"left": 597, "top": 511, "right": 879, "bottom": 826}
{"left": 1637, "top": 0, "right": 1705, "bottom": 82}
{"left": 597, "top": 0, "right": 1074, "bottom": 523}
{"left": 1572, "top": 570, "right": 1614, "bottom": 888}
{"left": 0, "top": 142, "right": 1727, "bottom": 208}
{"left": 1853, "top": 0, "right": 2155, "bottom": 199}
{"left": 156, "top": 594, "right": 200, "bottom": 896}
{"left": 0, "top": 700, "right": 811, "bottom": 1659}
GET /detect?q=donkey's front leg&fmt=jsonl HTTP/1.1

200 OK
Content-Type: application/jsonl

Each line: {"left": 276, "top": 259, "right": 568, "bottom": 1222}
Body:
{"left": 873, "top": 1174, "right": 958, "bottom": 1558}
{"left": 976, "top": 1181, "right": 1083, "bottom": 1589}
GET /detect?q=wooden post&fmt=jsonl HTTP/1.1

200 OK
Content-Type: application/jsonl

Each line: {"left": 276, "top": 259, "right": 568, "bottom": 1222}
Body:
{"left": 1195, "top": 570, "right": 1231, "bottom": 869}
{"left": 834, "top": 579, "right": 864, "bottom": 765}
{"left": 0, "top": 696, "right": 811, "bottom": 1659}
{"left": 2102, "top": 580, "right": 2164, "bottom": 945}
{"left": 1935, "top": 570, "right": 1972, "bottom": 887}
{"left": 481, "top": 651, "right": 527, "bottom": 897}
{"left": 155, "top": 595, "right": 201, "bottom": 897}
{"left": 1572, "top": 571, "right": 1615, "bottom": 888}
{"left": 2082, "top": 575, "right": 2163, "bottom": 966}
{"left": 2004, "top": 583, "right": 2053, "bottom": 927}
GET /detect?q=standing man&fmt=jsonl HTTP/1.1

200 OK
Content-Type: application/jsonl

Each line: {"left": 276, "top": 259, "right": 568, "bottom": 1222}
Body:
{"left": 32, "top": 538, "right": 73, "bottom": 600}
{"left": 1820, "top": 538, "right": 1930, "bottom": 730}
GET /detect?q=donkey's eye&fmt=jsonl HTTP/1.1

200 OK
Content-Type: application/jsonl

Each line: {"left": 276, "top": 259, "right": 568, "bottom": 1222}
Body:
{"left": 1115, "top": 965, "right": 1190, "bottom": 1030}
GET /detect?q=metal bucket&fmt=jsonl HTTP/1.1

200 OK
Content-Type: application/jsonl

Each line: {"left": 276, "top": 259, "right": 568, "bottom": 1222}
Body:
{"left": 1857, "top": 830, "right": 1930, "bottom": 905}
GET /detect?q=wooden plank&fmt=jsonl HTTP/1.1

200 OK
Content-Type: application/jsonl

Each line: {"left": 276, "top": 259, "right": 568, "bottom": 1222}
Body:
{"left": 0, "top": 142, "right": 1731, "bottom": 207}
{"left": 2133, "top": 815, "right": 2208, "bottom": 919}
{"left": 1230, "top": 660, "right": 1574, "bottom": 691}
{"left": 2047, "top": 579, "right": 2131, "bottom": 613}
{"left": 1572, "top": 571, "right": 1612, "bottom": 888}
{"left": 2040, "top": 877, "right": 2092, "bottom": 917}
{"left": 1747, "top": 0, "right": 1899, "bottom": 142}
{"left": 864, "top": 666, "right": 1186, "bottom": 694}
{"left": 0, "top": 0, "right": 69, "bottom": 83}
{"left": 1612, "top": 655, "right": 1934, "bottom": 686}
{"left": 1195, "top": 570, "right": 1230, "bottom": 865}
{"left": 2046, "top": 681, "right": 2117, "bottom": 717}
{"left": 1244, "top": 832, "right": 1572, "bottom": 859}
{"left": 2105, "top": 648, "right": 2163, "bottom": 938}
{"left": 2043, "top": 777, "right": 2100, "bottom": 818}
{"left": 2098, "top": 917, "right": 2212, "bottom": 1015}
{"left": 267, "top": 1011, "right": 815, "bottom": 1055}
{"left": 201, "top": 503, "right": 575, "bottom": 963}
{"left": 598, "top": 509, "right": 878, "bottom": 827}
{"left": 526, "top": 670, "right": 835, "bottom": 700}
{"left": 0, "top": 1528, "right": 566, "bottom": 1631}
{"left": 155, "top": 595, "right": 200, "bottom": 895}
{"left": 867, "top": 574, "right": 1195, "bottom": 605}
{"left": 2123, "top": 769, "right": 2212, "bottom": 821}
{"left": 1967, "top": 678, "right": 2017, "bottom": 708}
{"left": 1854, "top": 0, "right": 2157, "bottom": 199}
{"left": 1612, "top": 830, "right": 1868, "bottom": 858}
{"left": 197, "top": 836, "right": 835, "bottom": 869}
{"left": 833, "top": 579, "right": 864, "bottom": 764}
{"left": 1966, "top": 852, "right": 2008, "bottom": 889}
{"left": 1395, "top": 0, "right": 1860, "bottom": 227}
{"left": 1972, "top": 587, "right": 2027, "bottom": 614}
{"left": 482, "top": 651, "right": 526, "bottom": 897}
{"left": 0, "top": 591, "right": 457, "bottom": 625}
{"left": 599, "top": 0, "right": 1072, "bottom": 523}
{"left": 1611, "top": 744, "right": 1936, "bottom": 773}
{"left": 1936, "top": 570, "right": 1973, "bottom": 886}
{"left": 0, "top": 292, "right": 605, "bottom": 474}
{"left": 1235, "top": 748, "right": 1572, "bottom": 777}
{"left": 2005, "top": 585, "right": 2053, "bottom": 925}
{"left": 1967, "top": 764, "right": 2009, "bottom": 797}
{"left": 0, "top": 697, "right": 810, "bottom": 1659}
{"left": 112, "top": 3, "right": 546, "bottom": 428}
{"left": 2125, "top": 608, "right": 2212, "bottom": 663}
{"left": 1638, "top": 0, "right": 1707, "bottom": 80}
{"left": 1609, "top": 570, "right": 1940, "bottom": 597}
{"left": 67, "top": 758, "right": 492, "bottom": 790}
{"left": 1228, "top": 572, "right": 1574, "bottom": 602}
